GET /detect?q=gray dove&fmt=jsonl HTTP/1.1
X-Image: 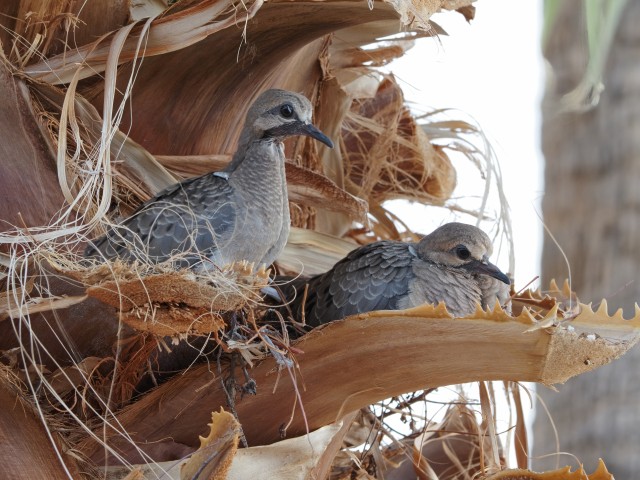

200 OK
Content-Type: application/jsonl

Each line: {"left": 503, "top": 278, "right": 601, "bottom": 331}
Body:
{"left": 285, "top": 222, "right": 511, "bottom": 326}
{"left": 85, "top": 89, "right": 333, "bottom": 269}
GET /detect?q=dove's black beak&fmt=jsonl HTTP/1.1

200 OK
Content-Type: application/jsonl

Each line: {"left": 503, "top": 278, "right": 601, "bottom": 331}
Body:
{"left": 297, "top": 122, "right": 334, "bottom": 148}
{"left": 265, "top": 120, "right": 334, "bottom": 148}
{"left": 462, "top": 258, "right": 511, "bottom": 285}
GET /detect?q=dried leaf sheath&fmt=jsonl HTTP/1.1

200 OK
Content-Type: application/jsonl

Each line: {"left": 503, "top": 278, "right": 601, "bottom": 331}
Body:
{"left": 80, "top": 290, "right": 640, "bottom": 463}
{"left": 0, "top": 369, "right": 83, "bottom": 478}
{"left": 342, "top": 77, "right": 456, "bottom": 207}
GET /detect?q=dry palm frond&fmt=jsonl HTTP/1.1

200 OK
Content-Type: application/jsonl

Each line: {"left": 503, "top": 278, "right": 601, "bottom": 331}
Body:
{"left": 74, "top": 283, "right": 640, "bottom": 464}
{"left": 105, "top": 412, "right": 352, "bottom": 480}
{"left": 0, "top": 365, "right": 84, "bottom": 477}
{"left": 509, "top": 380, "right": 529, "bottom": 469}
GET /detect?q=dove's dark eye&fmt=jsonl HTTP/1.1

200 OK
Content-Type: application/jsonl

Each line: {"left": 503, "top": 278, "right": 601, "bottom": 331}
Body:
{"left": 455, "top": 245, "right": 471, "bottom": 260}
{"left": 280, "top": 104, "right": 294, "bottom": 118}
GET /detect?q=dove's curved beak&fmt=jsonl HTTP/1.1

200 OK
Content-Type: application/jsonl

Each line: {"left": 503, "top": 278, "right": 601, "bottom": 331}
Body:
{"left": 298, "top": 122, "right": 334, "bottom": 148}
{"left": 462, "top": 257, "right": 511, "bottom": 285}
{"left": 266, "top": 120, "right": 334, "bottom": 148}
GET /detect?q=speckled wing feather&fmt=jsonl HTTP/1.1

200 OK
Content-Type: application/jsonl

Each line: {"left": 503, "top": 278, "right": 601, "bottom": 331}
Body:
{"left": 84, "top": 173, "right": 237, "bottom": 267}
{"left": 290, "top": 241, "right": 415, "bottom": 326}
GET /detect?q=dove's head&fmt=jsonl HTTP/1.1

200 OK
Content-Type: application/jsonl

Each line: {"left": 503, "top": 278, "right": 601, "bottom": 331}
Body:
{"left": 244, "top": 89, "right": 333, "bottom": 148}
{"left": 417, "top": 222, "right": 510, "bottom": 285}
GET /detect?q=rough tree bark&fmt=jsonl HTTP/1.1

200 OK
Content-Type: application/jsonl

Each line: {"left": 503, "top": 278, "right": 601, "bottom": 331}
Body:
{"left": 534, "top": 2, "right": 640, "bottom": 477}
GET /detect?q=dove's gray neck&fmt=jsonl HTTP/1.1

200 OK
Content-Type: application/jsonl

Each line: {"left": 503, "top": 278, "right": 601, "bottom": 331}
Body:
{"left": 401, "top": 261, "right": 483, "bottom": 317}
{"left": 224, "top": 137, "right": 289, "bottom": 267}
{"left": 226, "top": 137, "right": 285, "bottom": 184}
{"left": 224, "top": 128, "right": 257, "bottom": 173}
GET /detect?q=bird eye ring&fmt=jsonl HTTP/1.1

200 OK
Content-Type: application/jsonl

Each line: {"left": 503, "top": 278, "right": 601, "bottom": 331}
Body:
{"left": 455, "top": 245, "right": 471, "bottom": 260}
{"left": 280, "top": 104, "right": 294, "bottom": 118}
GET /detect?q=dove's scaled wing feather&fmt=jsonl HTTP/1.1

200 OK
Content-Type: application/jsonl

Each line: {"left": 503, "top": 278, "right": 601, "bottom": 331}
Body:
{"left": 85, "top": 173, "right": 236, "bottom": 266}
{"left": 292, "top": 241, "right": 415, "bottom": 326}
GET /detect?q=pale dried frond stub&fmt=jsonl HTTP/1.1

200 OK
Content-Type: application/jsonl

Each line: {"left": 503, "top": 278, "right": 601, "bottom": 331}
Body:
{"left": 277, "top": 227, "right": 358, "bottom": 275}
{"left": 181, "top": 408, "right": 241, "bottom": 480}
{"left": 80, "top": 260, "right": 270, "bottom": 338}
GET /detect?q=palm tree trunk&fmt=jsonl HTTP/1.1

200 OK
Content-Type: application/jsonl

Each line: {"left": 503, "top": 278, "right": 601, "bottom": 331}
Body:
{"left": 534, "top": 1, "right": 640, "bottom": 476}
